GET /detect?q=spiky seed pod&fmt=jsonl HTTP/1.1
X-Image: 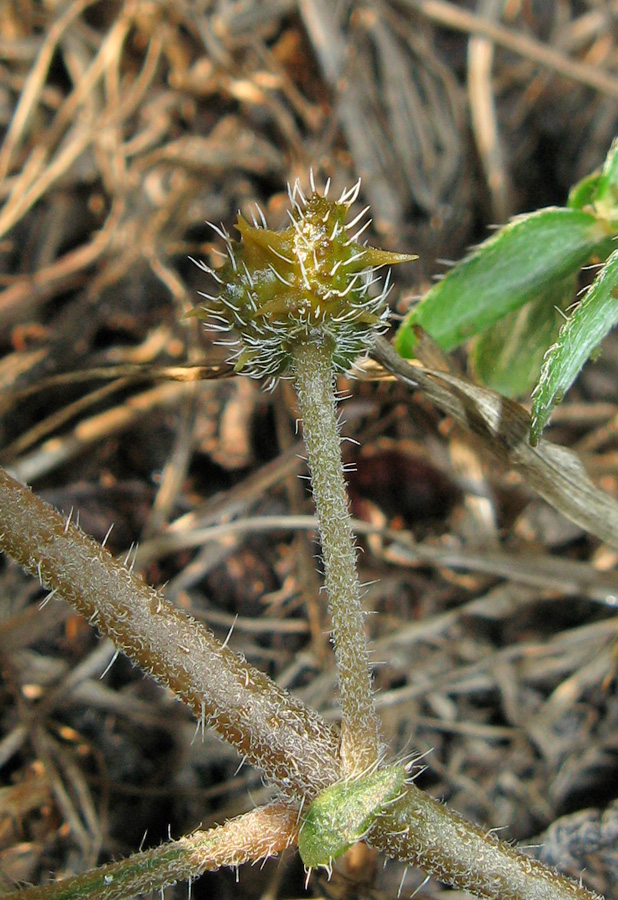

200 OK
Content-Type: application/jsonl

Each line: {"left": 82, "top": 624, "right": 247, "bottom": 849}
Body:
{"left": 192, "top": 180, "right": 415, "bottom": 381}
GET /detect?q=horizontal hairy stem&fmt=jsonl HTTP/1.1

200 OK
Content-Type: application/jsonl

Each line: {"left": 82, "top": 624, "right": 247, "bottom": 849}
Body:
{"left": 11, "top": 802, "right": 299, "bottom": 900}
{"left": 0, "top": 468, "right": 604, "bottom": 900}
{"left": 0, "top": 467, "right": 341, "bottom": 797}
{"left": 369, "top": 783, "right": 602, "bottom": 900}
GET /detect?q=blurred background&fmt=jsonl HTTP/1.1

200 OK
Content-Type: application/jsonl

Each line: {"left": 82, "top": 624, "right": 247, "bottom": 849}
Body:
{"left": 1, "top": 2, "right": 618, "bottom": 898}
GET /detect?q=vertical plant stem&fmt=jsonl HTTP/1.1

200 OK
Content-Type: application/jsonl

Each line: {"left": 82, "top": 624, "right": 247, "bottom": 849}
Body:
{"left": 293, "top": 336, "right": 379, "bottom": 775}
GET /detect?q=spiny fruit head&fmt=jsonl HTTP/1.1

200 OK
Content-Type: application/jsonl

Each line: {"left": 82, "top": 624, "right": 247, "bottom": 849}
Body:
{"left": 192, "top": 178, "right": 414, "bottom": 382}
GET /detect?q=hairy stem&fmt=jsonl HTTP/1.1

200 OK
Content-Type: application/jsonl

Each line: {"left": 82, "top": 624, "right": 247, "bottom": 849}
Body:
{"left": 369, "top": 783, "right": 602, "bottom": 900}
{"left": 0, "top": 466, "right": 340, "bottom": 798}
{"left": 11, "top": 802, "right": 299, "bottom": 900}
{"left": 0, "top": 467, "right": 604, "bottom": 900}
{"left": 293, "top": 337, "right": 379, "bottom": 775}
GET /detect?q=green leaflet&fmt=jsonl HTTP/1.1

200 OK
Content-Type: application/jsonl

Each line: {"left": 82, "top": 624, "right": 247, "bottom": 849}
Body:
{"left": 531, "top": 247, "right": 618, "bottom": 444}
{"left": 471, "top": 272, "right": 577, "bottom": 396}
{"left": 298, "top": 765, "right": 406, "bottom": 870}
{"left": 527, "top": 139, "right": 618, "bottom": 440}
{"left": 394, "top": 207, "right": 614, "bottom": 356}
{"left": 569, "top": 134, "right": 618, "bottom": 225}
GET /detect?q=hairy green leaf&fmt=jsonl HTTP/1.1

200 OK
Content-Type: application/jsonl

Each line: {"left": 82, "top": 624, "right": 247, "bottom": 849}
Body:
{"left": 569, "top": 137, "right": 618, "bottom": 224}
{"left": 568, "top": 171, "right": 604, "bottom": 212}
{"left": 298, "top": 765, "right": 406, "bottom": 870}
{"left": 531, "top": 246, "right": 618, "bottom": 443}
{"left": 394, "top": 208, "right": 614, "bottom": 356}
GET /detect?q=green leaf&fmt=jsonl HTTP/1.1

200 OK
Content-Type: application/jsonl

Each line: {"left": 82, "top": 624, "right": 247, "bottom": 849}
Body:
{"left": 394, "top": 208, "right": 614, "bottom": 357}
{"left": 471, "top": 273, "right": 577, "bottom": 396}
{"left": 298, "top": 765, "right": 406, "bottom": 870}
{"left": 569, "top": 137, "right": 618, "bottom": 224}
{"left": 567, "top": 171, "right": 603, "bottom": 212}
{"left": 590, "top": 137, "right": 618, "bottom": 219}
{"left": 531, "top": 246, "right": 618, "bottom": 444}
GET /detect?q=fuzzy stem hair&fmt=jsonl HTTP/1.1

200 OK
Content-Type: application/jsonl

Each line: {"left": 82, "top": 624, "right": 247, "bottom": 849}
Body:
{"left": 11, "top": 802, "right": 299, "bottom": 900}
{"left": 0, "top": 466, "right": 341, "bottom": 799}
{"left": 292, "top": 336, "right": 380, "bottom": 775}
{"left": 370, "top": 782, "right": 602, "bottom": 900}
{"left": 0, "top": 466, "right": 602, "bottom": 900}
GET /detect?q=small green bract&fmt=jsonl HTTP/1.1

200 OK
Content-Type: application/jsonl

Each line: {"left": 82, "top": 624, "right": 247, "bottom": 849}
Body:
{"left": 298, "top": 765, "right": 406, "bottom": 870}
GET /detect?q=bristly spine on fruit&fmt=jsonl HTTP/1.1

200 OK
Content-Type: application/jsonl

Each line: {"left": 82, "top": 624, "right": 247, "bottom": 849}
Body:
{"left": 191, "top": 177, "right": 415, "bottom": 384}
{"left": 191, "top": 175, "right": 415, "bottom": 778}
